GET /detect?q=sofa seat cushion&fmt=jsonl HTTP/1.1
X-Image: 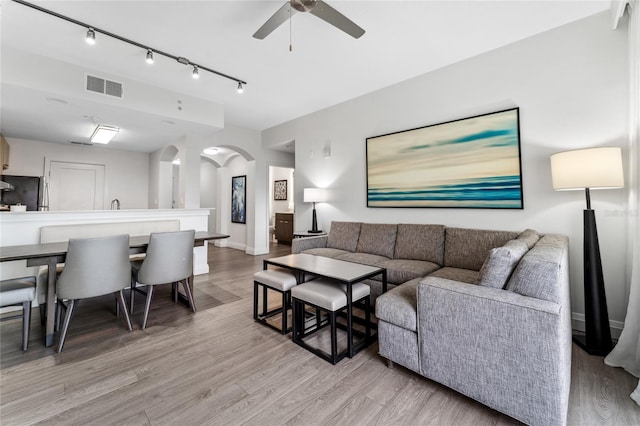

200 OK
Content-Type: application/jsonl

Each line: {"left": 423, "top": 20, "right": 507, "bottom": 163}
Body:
{"left": 302, "top": 247, "right": 350, "bottom": 258}
{"left": 335, "top": 252, "right": 389, "bottom": 267}
{"left": 377, "top": 259, "right": 440, "bottom": 285}
{"left": 428, "top": 267, "right": 479, "bottom": 284}
{"left": 375, "top": 277, "right": 421, "bottom": 331}
{"left": 444, "top": 227, "right": 518, "bottom": 271}
{"left": 394, "top": 224, "right": 445, "bottom": 265}
{"left": 475, "top": 239, "right": 529, "bottom": 289}
{"left": 327, "top": 222, "right": 361, "bottom": 252}
{"left": 355, "top": 223, "right": 398, "bottom": 258}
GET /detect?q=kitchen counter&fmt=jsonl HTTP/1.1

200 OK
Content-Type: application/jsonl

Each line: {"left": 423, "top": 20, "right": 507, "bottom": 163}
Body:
{"left": 0, "top": 208, "right": 212, "bottom": 280}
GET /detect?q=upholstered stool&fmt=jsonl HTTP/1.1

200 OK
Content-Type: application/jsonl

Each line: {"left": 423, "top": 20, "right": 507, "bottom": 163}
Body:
{"left": 0, "top": 277, "right": 37, "bottom": 351}
{"left": 253, "top": 268, "right": 298, "bottom": 334}
{"left": 291, "top": 279, "right": 371, "bottom": 364}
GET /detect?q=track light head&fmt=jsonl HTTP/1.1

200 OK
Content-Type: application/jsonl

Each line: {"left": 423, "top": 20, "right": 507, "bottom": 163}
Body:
{"left": 85, "top": 27, "right": 96, "bottom": 45}
{"left": 192, "top": 66, "right": 200, "bottom": 79}
{"left": 146, "top": 49, "right": 154, "bottom": 64}
{"left": 237, "top": 82, "right": 244, "bottom": 94}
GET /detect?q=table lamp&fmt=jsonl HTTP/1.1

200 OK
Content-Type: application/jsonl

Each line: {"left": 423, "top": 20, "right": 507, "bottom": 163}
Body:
{"left": 303, "top": 188, "right": 327, "bottom": 233}
{"left": 550, "top": 146, "right": 624, "bottom": 355}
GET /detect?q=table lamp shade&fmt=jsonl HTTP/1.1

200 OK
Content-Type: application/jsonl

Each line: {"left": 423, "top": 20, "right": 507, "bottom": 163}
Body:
{"left": 550, "top": 147, "right": 624, "bottom": 190}
{"left": 304, "top": 188, "right": 328, "bottom": 203}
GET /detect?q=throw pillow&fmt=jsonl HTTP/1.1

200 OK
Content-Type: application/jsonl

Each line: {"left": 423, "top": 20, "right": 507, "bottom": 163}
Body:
{"left": 476, "top": 239, "right": 529, "bottom": 289}
{"left": 517, "top": 229, "right": 540, "bottom": 249}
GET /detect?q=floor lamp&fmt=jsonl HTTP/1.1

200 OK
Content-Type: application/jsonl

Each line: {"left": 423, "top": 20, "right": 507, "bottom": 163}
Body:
{"left": 550, "top": 147, "right": 625, "bottom": 356}
{"left": 303, "top": 188, "right": 327, "bottom": 233}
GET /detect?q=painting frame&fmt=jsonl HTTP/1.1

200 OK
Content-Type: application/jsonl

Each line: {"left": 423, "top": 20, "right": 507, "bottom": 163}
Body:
{"left": 231, "top": 175, "right": 247, "bottom": 224}
{"left": 274, "top": 179, "right": 288, "bottom": 201}
{"left": 366, "top": 107, "right": 523, "bottom": 209}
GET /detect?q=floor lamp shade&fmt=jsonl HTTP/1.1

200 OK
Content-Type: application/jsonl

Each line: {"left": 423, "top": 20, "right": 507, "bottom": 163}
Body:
{"left": 303, "top": 188, "right": 327, "bottom": 233}
{"left": 550, "top": 147, "right": 624, "bottom": 356}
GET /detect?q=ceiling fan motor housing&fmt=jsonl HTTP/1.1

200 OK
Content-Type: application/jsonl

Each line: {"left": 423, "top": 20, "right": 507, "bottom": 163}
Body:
{"left": 291, "top": 0, "right": 317, "bottom": 13}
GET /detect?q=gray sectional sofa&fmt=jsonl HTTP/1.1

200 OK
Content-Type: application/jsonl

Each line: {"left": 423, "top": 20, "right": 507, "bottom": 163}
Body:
{"left": 292, "top": 221, "right": 571, "bottom": 426}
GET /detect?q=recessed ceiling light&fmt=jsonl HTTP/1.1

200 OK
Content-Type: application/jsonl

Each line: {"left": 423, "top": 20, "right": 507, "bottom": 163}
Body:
{"left": 90, "top": 125, "right": 119, "bottom": 144}
{"left": 203, "top": 147, "right": 219, "bottom": 155}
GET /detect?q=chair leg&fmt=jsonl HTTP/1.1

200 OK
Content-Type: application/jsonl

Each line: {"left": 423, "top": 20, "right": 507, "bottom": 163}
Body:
{"left": 181, "top": 278, "right": 197, "bottom": 313}
{"left": 57, "top": 299, "right": 76, "bottom": 353}
{"left": 141, "top": 286, "right": 154, "bottom": 330}
{"left": 130, "top": 277, "right": 136, "bottom": 315}
{"left": 331, "top": 311, "right": 338, "bottom": 364}
{"left": 22, "top": 301, "right": 32, "bottom": 351}
{"left": 116, "top": 290, "right": 133, "bottom": 331}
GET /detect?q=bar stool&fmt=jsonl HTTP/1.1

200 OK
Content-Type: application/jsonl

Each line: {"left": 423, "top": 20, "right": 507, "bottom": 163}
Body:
{"left": 253, "top": 268, "right": 298, "bottom": 334}
{"left": 0, "top": 277, "right": 37, "bottom": 351}
{"left": 291, "top": 278, "right": 371, "bottom": 364}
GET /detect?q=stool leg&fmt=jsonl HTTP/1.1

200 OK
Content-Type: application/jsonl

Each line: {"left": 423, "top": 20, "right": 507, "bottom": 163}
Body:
{"left": 253, "top": 281, "right": 259, "bottom": 321}
{"left": 22, "top": 301, "right": 32, "bottom": 351}
{"left": 365, "top": 297, "right": 371, "bottom": 339}
{"left": 281, "top": 290, "right": 288, "bottom": 334}
{"left": 330, "top": 311, "right": 338, "bottom": 364}
{"left": 262, "top": 285, "right": 268, "bottom": 316}
{"left": 292, "top": 298, "right": 299, "bottom": 340}
{"left": 39, "top": 303, "right": 46, "bottom": 326}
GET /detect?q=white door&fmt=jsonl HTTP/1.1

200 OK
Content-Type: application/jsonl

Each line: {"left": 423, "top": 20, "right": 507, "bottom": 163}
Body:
{"left": 48, "top": 161, "right": 105, "bottom": 210}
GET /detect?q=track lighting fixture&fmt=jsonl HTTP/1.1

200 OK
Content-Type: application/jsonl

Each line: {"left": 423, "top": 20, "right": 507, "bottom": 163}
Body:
{"left": 237, "top": 82, "right": 244, "bottom": 94}
{"left": 12, "top": 0, "right": 247, "bottom": 91}
{"left": 85, "top": 27, "right": 96, "bottom": 45}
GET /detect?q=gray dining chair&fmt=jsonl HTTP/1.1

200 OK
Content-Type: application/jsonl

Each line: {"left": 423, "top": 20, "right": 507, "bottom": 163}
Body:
{"left": 130, "top": 230, "right": 196, "bottom": 329}
{"left": 55, "top": 234, "right": 133, "bottom": 353}
{"left": 0, "top": 276, "right": 37, "bottom": 351}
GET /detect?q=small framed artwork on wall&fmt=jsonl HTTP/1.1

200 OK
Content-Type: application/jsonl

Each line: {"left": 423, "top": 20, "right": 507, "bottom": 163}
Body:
{"left": 274, "top": 179, "right": 287, "bottom": 200}
{"left": 231, "top": 175, "right": 246, "bottom": 224}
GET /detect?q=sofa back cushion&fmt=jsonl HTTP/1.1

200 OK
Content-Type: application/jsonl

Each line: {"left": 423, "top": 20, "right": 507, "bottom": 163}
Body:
{"left": 444, "top": 227, "right": 519, "bottom": 271}
{"left": 355, "top": 223, "right": 397, "bottom": 258}
{"left": 506, "top": 235, "right": 569, "bottom": 303}
{"left": 327, "top": 222, "right": 361, "bottom": 252}
{"left": 394, "top": 224, "right": 445, "bottom": 265}
{"left": 476, "top": 239, "right": 529, "bottom": 289}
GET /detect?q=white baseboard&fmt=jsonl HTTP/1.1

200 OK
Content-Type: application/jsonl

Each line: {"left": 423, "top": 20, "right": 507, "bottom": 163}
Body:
{"left": 572, "top": 312, "right": 624, "bottom": 340}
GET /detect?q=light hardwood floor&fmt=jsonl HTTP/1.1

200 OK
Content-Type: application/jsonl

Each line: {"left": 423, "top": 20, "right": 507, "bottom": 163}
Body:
{"left": 1, "top": 243, "right": 639, "bottom": 425}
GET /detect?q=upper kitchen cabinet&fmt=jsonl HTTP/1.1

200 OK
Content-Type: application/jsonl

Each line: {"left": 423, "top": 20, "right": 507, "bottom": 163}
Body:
{"left": 0, "top": 135, "right": 9, "bottom": 171}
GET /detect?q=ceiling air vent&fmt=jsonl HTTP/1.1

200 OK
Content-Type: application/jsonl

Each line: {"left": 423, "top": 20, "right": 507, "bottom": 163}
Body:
{"left": 86, "top": 74, "right": 123, "bottom": 98}
{"left": 69, "top": 141, "right": 93, "bottom": 146}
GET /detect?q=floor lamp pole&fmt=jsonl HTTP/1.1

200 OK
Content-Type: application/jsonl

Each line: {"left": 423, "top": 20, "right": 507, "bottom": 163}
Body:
{"left": 573, "top": 188, "right": 613, "bottom": 355}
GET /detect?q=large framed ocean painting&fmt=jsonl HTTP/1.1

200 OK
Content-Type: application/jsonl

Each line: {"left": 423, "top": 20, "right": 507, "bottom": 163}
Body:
{"left": 366, "top": 108, "right": 523, "bottom": 209}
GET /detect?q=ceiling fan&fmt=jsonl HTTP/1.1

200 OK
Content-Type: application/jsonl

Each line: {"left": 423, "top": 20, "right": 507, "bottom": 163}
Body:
{"left": 253, "top": 0, "right": 365, "bottom": 40}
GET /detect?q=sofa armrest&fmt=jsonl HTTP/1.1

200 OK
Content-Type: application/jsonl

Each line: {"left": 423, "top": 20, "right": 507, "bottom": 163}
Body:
{"left": 417, "top": 277, "right": 570, "bottom": 426}
{"left": 291, "top": 235, "right": 328, "bottom": 254}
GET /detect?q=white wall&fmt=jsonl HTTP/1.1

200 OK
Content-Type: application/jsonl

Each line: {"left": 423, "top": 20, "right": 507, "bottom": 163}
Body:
{"left": 263, "top": 12, "right": 629, "bottom": 334}
{"left": 3, "top": 137, "right": 149, "bottom": 210}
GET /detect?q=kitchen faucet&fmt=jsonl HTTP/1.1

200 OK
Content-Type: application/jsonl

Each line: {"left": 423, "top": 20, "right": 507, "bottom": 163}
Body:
{"left": 111, "top": 198, "right": 120, "bottom": 210}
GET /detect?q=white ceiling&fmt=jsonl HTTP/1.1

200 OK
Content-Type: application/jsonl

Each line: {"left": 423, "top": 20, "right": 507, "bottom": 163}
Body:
{"left": 0, "top": 0, "right": 610, "bottom": 153}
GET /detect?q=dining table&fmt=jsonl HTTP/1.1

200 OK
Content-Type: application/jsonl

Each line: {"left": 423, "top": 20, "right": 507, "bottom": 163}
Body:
{"left": 0, "top": 231, "right": 229, "bottom": 347}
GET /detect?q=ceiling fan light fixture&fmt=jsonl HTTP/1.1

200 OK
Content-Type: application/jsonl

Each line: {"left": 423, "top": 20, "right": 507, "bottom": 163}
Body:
{"left": 192, "top": 65, "right": 199, "bottom": 79}
{"left": 90, "top": 125, "right": 119, "bottom": 144}
{"left": 146, "top": 49, "right": 154, "bottom": 64}
{"left": 85, "top": 27, "right": 96, "bottom": 45}
{"left": 237, "top": 82, "right": 244, "bottom": 94}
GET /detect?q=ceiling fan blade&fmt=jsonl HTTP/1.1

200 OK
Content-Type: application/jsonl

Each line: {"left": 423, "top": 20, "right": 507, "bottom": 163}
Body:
{"left": 309, "top": 0, "right": 365, "bottom": 39}
{"left": 253, "top": 3, "right": 297, "bottom": 39}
